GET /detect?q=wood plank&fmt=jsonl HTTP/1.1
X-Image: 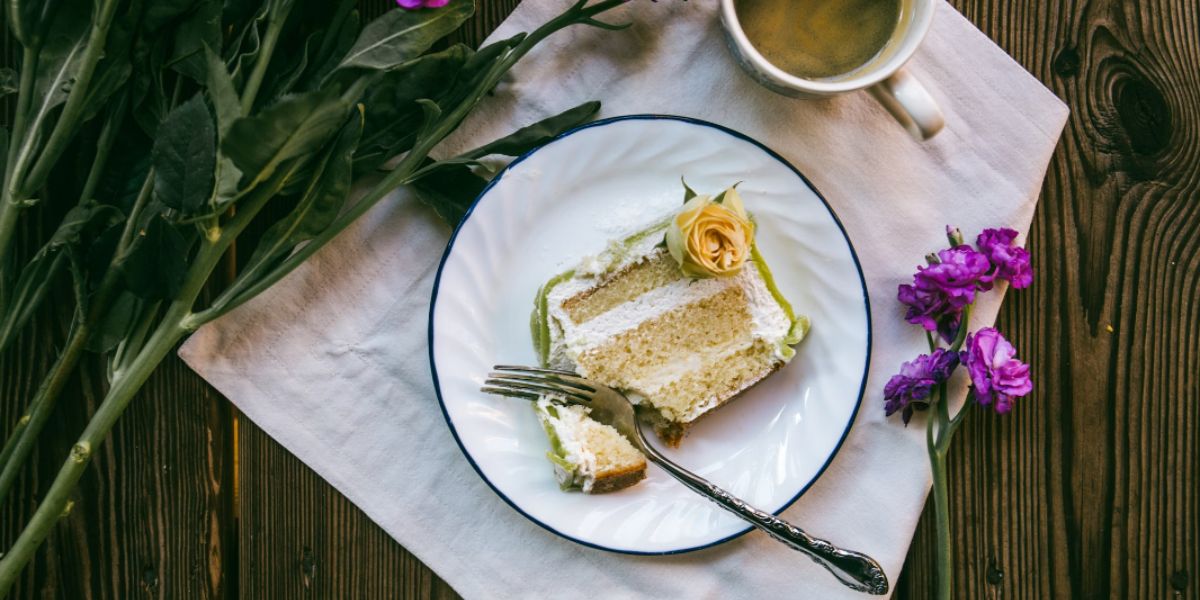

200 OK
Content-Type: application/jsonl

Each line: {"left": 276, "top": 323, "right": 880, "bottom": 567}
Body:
{"left": 896, "top": 0, "right": 1200, "bottom": 597}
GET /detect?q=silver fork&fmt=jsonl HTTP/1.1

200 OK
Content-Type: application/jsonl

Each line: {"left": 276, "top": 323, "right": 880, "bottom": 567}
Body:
{"left": 483, "top": 365, "right": 890, "bottom": 596}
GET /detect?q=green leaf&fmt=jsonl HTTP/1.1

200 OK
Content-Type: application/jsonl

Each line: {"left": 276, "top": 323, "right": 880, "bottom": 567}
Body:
{"left": 354, "top": 44, "right": 470, "bottom": 172}
{"left": 259, "top": 28, "right": 320, "bottom": 104}
{"left": 228, "top": 2, "right": 268, "bottom": 88}
{"left": 152, "top": 95, "right": 216, "bottom": 214}
{"left": 143, "top": 0, "right": 203, "bottom": 32}
{"left": 416, "top": 98, "right": 442, "bottom": 137}
{"left": 246, "top": 109, "right": 362, "bottom": 272}
{"left": 47, "top": 201, "right": 125, "bottom": 248}
{"left": 336, "top": 0, "right": 473, "bottom": 71}
{"left": 95, "top": 130, "right": 153, "bottom": 214}
{"left": 0, "top": 68, "right": 16, "bottom": 97}
{"left": 203, "top": 45, "right": 241, "bottom": 137}
{"left": 130, "top": 36, "right": 174, "bottom": 136}
{"left": 75, "top": 3, "right": 138, "bottom": 126}
{"left": 78, "top": 59, "right": 132, "bottom": 124}
{"left": 681, "top": 177, "right": 697, "bottom": 201}
{"left": 0, "top": 200, "right": 123, "bottom": 350}
{"left": 0, "top": 252, "right": 62, "bottom": 351}
{"left": 446, "top": 31, "right": 523, "bottom": 98}
{"left": 14, "top": 8, "right": 91, "bottom": 179}
{"left": 221, "top": 88, "right": 351, "bottom": 191}
{"left": 464, "top": 101, "right": 600, "bottom": 158}
{"left": 411, "top": 161, "right": 488, "bottom": 226}
{"left": 121, "top": 215, "right": 190, "bottom": 300}
{"left": 205, "top": 46, "right": 244, "bottom": 209}
{"left": 308, "top": 9, "right": 359, "bottom": 89}
{"left": 86, "top": 291, "right": 139, "bottom": 353}
{"left": 168, "top": 0, "right": 222, "bottom": 82}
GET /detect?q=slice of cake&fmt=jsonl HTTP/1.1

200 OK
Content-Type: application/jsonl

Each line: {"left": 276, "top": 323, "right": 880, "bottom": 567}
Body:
{"left": 530, "top": 183, "right": 809, "bottom": 460}
{"left": 535, "top": 398, "right": 647, "bottom": 493}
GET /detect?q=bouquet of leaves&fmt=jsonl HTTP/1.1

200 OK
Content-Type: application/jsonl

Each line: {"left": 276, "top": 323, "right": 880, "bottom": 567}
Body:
{"left": 885, "top": 226, "right": 1034, "bottom": 600}
{"left": 0, "top": 0, "right": 629, "bottom": 593}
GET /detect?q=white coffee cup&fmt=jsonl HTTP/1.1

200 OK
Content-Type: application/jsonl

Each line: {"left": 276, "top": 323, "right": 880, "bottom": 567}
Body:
{"left": 719, "top": 0, "right": 945, "bottom": 140}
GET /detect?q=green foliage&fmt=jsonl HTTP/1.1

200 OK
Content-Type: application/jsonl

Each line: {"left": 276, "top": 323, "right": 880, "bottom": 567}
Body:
{"left": 121, "top": 215, "right": 190, "bottom": 300}
{"left": 336, "top": 0, "right": 473, "bottom": 71}
{"left": 0, "top": 0, "right": 633, "bottom": 589}
{"left": 152, "top": 95, "right": 216, "bottom": 215}
{"left": 221, "top": 88, "right": 351, "bottom": 191}
{"left": 167, "top": 0, "right": 222, "bottom": 83}
{"left": 0, "top": 201, "right": 123, "bottom": 348}
{"left": 412, "top": 162, "right": 488, "bottom": 227}
{"left": 354, "top": 44, "right": 471, "bottom": 172}
{"left": 246, "top": 110, "right": 363, "bottom": 275}
{"left": 464, "top": 101, "right": 601, "bottom": 158}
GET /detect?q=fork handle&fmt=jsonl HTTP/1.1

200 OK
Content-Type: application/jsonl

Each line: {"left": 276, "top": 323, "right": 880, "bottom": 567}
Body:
{"left": 642, "top": 448, "right": 889, "bottom": 595}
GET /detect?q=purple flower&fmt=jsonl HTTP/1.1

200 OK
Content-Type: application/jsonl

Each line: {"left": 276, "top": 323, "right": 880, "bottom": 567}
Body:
{"left": 976, "top": 228, "right": 1033, "bottom": 289}
{"left": 397, "top": 0, "right": 449, "bottom": 9}
{"left": 884, "top": 349, "right": 960, "bottom": 424}
{"left": 960, "top": 327, "right": 1032, "bottom": 413}
{"left": 898, "top": 245, "right": 990, "bottom": 339}
{"left": 921, "top": 246, "right": 993, "bottom": 303}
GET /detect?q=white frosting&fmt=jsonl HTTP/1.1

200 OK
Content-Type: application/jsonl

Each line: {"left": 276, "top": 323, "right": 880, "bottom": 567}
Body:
{"left": 740, "top": 263, "right": 795, "bottom": 360}
{"left": 536, "top": 397, "right": 598, "bottom": 489}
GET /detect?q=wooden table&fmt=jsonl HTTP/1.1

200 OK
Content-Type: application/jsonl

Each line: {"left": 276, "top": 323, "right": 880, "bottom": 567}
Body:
{"left": 2, "top": 0, "right": 1197, "bottom": 597}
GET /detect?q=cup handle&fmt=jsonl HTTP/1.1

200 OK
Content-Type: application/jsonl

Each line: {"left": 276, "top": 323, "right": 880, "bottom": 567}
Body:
{"left": 869, "top": 68, "right": 945, "bottom": 141}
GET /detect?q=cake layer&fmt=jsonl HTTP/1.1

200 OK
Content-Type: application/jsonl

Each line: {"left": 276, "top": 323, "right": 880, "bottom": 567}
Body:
{"left": 574, "top": 286, "right": 757, "bottom": 417}
{"left": 562, "top": 253, "right": 685, "bottom": 324}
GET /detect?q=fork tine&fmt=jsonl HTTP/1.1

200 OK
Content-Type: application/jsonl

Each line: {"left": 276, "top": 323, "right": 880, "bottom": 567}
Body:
{"left": 479, "top": 386, "right": 542, "bottom": 401}
{"left": 492, "top": 365, "right": 596, "bottom": 391}
{"left": 482, "top": 378, "right": 592, "bottom": 404}
{"left": 487, "top": 372, "right": 596, "bottom": 394}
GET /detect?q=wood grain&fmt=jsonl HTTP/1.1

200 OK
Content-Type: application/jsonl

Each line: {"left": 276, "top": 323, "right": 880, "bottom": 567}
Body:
{"left": 1, "top": 0, "right": 1197, "bottom": 598}
{"left": 0, "top": 213, "right": 235, "bottom": 599}
{"left": 897, "top": 0, "right": 1200, "bottom": 598}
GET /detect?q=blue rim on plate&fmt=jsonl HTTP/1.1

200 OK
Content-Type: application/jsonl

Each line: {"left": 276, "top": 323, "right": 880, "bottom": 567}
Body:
{"left": 427, "top": 114, "right": 872, "bottom": 556}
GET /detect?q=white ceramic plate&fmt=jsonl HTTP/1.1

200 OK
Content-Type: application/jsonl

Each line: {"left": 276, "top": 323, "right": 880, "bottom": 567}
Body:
{"left": 429, "top": 116, "right": 870, "bottom": 554}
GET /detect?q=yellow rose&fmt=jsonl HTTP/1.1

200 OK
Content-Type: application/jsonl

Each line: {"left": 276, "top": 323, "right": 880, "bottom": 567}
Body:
{"left": 665, "top": 186, "right": 755, "bottom": 278}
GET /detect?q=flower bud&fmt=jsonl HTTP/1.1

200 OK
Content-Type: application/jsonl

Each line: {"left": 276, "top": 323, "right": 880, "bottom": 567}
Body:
{"left": 946, "top": 225, "right": 964, "bottom": 247}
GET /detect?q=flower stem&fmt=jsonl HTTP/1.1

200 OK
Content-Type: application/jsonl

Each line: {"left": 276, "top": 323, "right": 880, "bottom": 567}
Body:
{"left": 0, "top": 316, "right": 90, "bottom": 504}
{"left": 17, "top": 0, "right": 121, "bottom": 197}
{"left": 0, "top": 49, "right": 39, "bottom": 304}
{"left": 950, "top": 304, "right": 972, "bottom": 352}
{"left": 240, "top": 1, "right": 294, "bottom": 115}
{"left": 927, "top": 384, "right": 953, "bottom": 600}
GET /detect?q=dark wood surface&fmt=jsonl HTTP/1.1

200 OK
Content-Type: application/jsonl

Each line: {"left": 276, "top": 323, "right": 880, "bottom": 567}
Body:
{"left": 2, "top": 0, "right": 1198, "bottom": 597}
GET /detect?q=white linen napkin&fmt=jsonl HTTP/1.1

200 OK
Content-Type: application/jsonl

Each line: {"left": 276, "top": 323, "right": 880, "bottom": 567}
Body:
{"left": 179, "top": 1, "right": 1068, "bottom": 597}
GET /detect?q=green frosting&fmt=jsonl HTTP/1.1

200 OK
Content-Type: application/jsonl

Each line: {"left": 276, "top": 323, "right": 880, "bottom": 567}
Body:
{"left": 749, "top": 243, "right": 811, "bottom": 359}
{"left": 536, "top": 403, "right": 581, "bottom": 491}
{"left": 531, "top": 270, "right": 575, "bottom": 367}
{"left": 749, "top": 243, "right": 795, "bottom": 322}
